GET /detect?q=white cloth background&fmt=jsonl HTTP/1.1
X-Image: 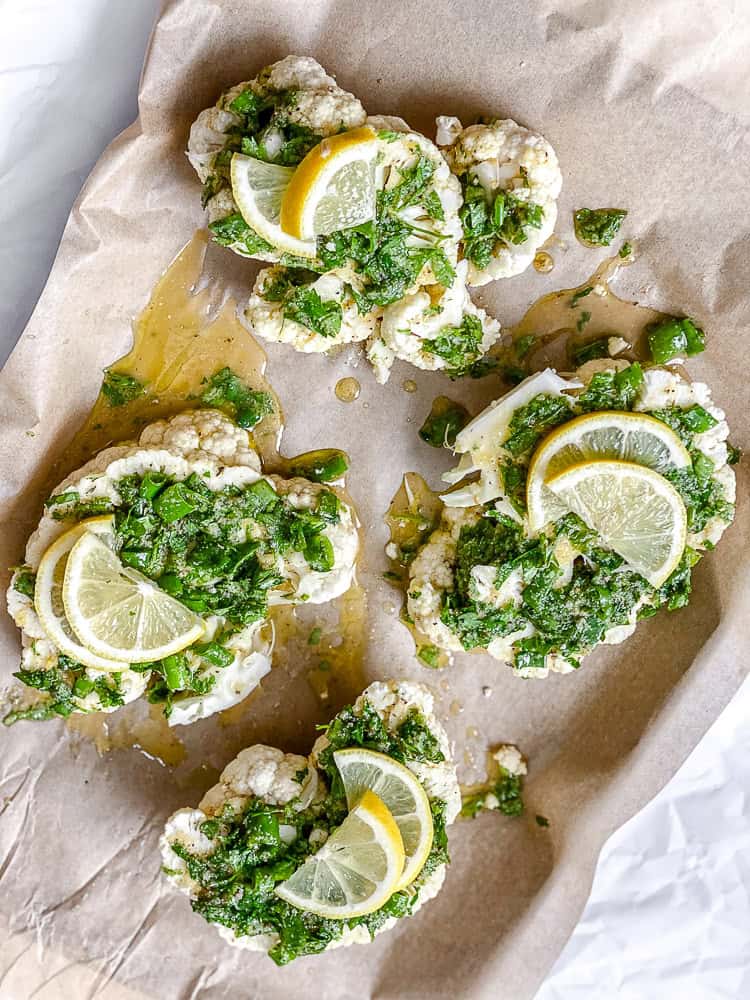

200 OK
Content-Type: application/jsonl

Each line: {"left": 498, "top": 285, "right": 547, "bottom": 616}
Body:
{"left": 0, "top": 2, "right": 747, "bottom": 997}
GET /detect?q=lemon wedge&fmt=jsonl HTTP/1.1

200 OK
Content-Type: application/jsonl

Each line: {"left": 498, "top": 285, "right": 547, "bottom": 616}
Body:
{"left": 334, "top": 748, "right": 434, "bottom": 890}
{"left": 545, "top": 459, "right": 687, "bottom": 586}
{"left": 275, "top": 789, "right": 405, "bottom": 919}
{"left": 279, "top": 126, "right": 378, "bottom": 240}
{"left": 62, "top": 532, "right": 205, "bottom": 663}
{"left": 230, "top": 154, "right": 317, "bottom": 259}
{"left": 34, "top": 516, "right": 126, "bottom": 671}
{"left": 526, "top": 411, "right": 692, "bottom": 532}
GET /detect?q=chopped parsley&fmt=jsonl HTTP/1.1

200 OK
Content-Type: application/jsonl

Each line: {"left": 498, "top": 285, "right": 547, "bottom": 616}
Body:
{"left": 209, "top": 214, "right": 274, "bottom": 256}
{"left": 427, "top": 315, "right": 486, "bottom": 375}
{"left": 461, "top": 764, "right": 525, "bottom": 819}
{"left": 419, "top": 399, "right": 469, "bottom": 448}
{"left": 52, "top": 472, "right": 339, "bottom": 627}
{"left": 573, "top": 207, "right": 627, "bottom": 247}
{"left": 4, "top": 656, "right": 124, "bottom": 725}
{"left": 101, "top": 370, "right": 146, "bottom": 407}
{"left": 12, "top": 566, "right": 35, "bottom": 598}
{"left": 168, "top": 698, "right": 449, "bottom": 964}
{"left": 576, "top": 363, "right": 644, "bottom": 411}
{"left": 200, "top": 87, "right": 323, "bottom": 208}
{"left": 459, "top": 175, "right": 544, "bottom": 270}
{"left": 503, "top": 393, "right": 573, "bottom": 456}
{"left": 318, "top": 154, "right": 454, "bottom": 311}
{"left": 282, "top": 287, "right": 342, "bottom": 339}
{"left": 646, "top": 316, "right": 705, "bottom": 364}
{"left": 199, "top": 367, "right": 273, "bottom": 429}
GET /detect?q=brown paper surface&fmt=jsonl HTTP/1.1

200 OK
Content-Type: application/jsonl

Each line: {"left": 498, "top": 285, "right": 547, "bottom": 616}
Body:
{"left": 1, "top": 1, "right": 748, "bottom": 997}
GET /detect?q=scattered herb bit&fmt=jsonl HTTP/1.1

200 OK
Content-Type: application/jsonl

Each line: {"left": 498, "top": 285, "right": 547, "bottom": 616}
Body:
{"left": 308, "top": 627, "right": 322, "bottom": 646}
{"left": 12, "top": 567, "right": 35, "bottom": 598}
{"left": 570, "top": 285, "right": 593, "bottom": 307}
{"left": 288, "top": 450, "right": 349, "bottom": 483}
{"left": 619, "top": 241, "right": 633, "bottom": 259}
{"left": 535, "top": 815, "right": 550, "bottom": 827}
{"left": 419, "top": 399, "right": 469, "bottom": 448}
{"left": 571, "top": 337, "right": 610, "bottom": 366}
{"left": 428, "top": 314, "right": 485, "bottom": 375}
{"left": 200, "top": 367, "right": 273, "bottom": 430}
{"left": 646, "top": 316, "right": 705, "bottom": 364}
{"left": 101, "top": 370, "right": 145, "bottom": 407}
{"left": 417, "top": 644, "right": 442, "bottom": 668}
{"left": 576, "top": 310, "right": 592, "bottom": 333}
{"left": 461, "top": 767, "right": 525, "bottom": 819}
{"left": 283, "top": 287, "right": 343, "bottom": 339}
{"left": 573, "top": 207, "right": 627, "bottom": 247}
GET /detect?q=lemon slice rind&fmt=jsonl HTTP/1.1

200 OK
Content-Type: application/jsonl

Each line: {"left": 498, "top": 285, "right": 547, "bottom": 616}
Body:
{"left": 545, "top": 459, "right": 688, "bottom": 587}
{"left": 334, "top": 747, "right": 434, "bottom": 890}
{"left": 62, "top": 532, "right": 205, "bottom": 663}
{"left": 34, "top": 516, "right": 128, "bottom": 672}
{"left": 275, "top": 789, "right": 405, "bottom": 919}
{"left": 230, "top": 154, "right": 317, "bottom": 259}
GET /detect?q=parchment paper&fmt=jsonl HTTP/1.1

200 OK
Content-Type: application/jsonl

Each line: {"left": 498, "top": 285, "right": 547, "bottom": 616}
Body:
{"left": 1, "top": 2, "right": 748, "bottom": 997}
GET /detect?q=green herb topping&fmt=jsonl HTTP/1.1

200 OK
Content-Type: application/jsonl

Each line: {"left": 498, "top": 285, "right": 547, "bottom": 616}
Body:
{"left": 646, "top": 316, "right": 705, "bottom": 364}
{"left": 101, "top": 370, "right": 146, "bottom": 407}
{"left": 459, "top": 175, "right": 544, "bottom": 270}
{"left": 200, "top": 368, "right": 274, "bottom": 429}
{"left": 419, "top": 400, "right": 469, "bottom": 449}
{"left": 573, "top": 207, "right": 627, "bottom": 247}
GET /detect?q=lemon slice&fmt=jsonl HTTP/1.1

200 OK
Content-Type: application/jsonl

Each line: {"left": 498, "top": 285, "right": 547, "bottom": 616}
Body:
{"left": 334, "top": 748, "right": 433, "bottom": 890}
{"left": 230, "top": 154, "right": 317, "bottom": 259}
{"left": 279, "top": 126, "right": 378, "bottom": 240}
{"left": 527, "top": 411, "right": 692, "bottom": 532}
{"left": 62, "top": 532, "right": 205, "bottom": 662}
{"left": 34, "top": 516, "right": 127, "bottom": 671}
{"left": 546, "top": 459, "right": 687, "bottom": 586}
{"left": 275, "top": 789, "right": 405, "bottom": 919}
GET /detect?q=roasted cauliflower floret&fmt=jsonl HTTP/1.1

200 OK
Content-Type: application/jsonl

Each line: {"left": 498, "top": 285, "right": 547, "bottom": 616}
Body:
{"left": 189, "top": 55, "right": 366, "bottom": 257}
{"left": 437, "top": 117, "right": 562, "bottom": 285}
{"left": 242, "top": 265, "right": 377, "bottom": 353}
{"left": 161, "top": 680, "right": 459, "bottom": 959}
{"left": 367, "top": 260, "right": 500, "bottom": 383}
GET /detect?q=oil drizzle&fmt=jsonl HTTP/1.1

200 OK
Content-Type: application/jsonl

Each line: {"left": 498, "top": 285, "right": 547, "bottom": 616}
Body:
{"left": 508, "top": 253, "right": 666, "bottom": 373}
{"left": 67, "top": 702, "right": 186, "bottom": 766}
{"left": 533, "top": 251, "right": 554, "bottom": 274}
{"left": 335, "top": 377, "right": 361, "bottom": 402}
{"left": 384, "top": 473, "right": 448, "bottom": 669}
{"left": 49, "top": 231, "right": 283, "bottom": 491}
